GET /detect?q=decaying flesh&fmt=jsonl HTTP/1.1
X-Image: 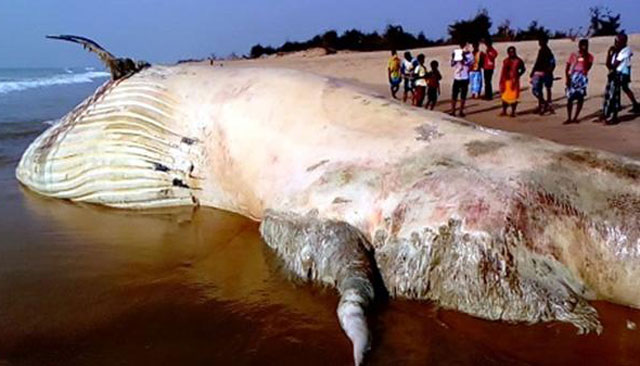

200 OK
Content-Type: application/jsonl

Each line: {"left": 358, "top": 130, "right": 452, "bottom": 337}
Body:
{"left": 16, "top": 56, "right": 640, "bottom": 364}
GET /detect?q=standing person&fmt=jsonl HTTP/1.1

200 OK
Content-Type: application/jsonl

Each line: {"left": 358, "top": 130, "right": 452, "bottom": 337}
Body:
{"left": 401, "top": 51, "right": 415, "bottom": 103}
{"left": 530, "top": 34, "right": 556, "bottom": 115}
{"left": 482, "top": 39, "right": 498, "bottom": 100}
{"left": 469, "top": 41, "right": 485, "bottom": 99}
{"left": 499, "top": 46, "right": 526, "bottom": 117}
{"left": 412, "top": 54, "right": 428, "bottom": 107}
{"left": 425, "top": 60, "right": 442, "bottom": 110}
{"left": 603, "top": 41, "right": 621, "bottom": 122}
{"left": 603, "top": 33, "right": 640, "bottom": 124}
{"left": 450, "top": 41, "right": 474, "bottom": 117}
{"left": 564, "top": 39, "right": 594, "bottom": 124}
{"left": 387, "top": 50, "right": 402, "bottom": 99}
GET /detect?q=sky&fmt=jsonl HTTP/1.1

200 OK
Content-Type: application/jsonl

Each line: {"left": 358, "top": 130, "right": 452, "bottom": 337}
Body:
{"left": 0, "top": 0, "right": 639, "bottom": 68}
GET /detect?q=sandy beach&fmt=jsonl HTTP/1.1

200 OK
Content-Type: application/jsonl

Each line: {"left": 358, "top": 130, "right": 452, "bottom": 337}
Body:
{"left": 225, "top": 35, "right": 640, "bottom": 159}
{"left": 1, "top": 36, "right": 640, "bottom": 366}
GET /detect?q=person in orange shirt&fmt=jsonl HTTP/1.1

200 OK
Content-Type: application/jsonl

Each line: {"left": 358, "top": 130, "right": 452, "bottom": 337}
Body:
{"left": 387, "top": 50, "right": 402, "bottom": 99}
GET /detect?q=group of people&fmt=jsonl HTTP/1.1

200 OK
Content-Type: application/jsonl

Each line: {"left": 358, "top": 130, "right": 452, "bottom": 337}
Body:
{"left": 388, "top": 51, "right": 443, "bottom": 110}
{"left": 387, "top": 33, "right": 639, "bottom": 124}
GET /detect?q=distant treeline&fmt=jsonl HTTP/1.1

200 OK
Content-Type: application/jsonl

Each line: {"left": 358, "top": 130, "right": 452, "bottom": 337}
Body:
{"left": 248, "top": 6, "right": 623, "bottom": 59}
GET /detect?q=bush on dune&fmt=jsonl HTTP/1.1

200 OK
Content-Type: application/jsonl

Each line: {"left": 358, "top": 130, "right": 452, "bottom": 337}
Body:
{"left": 589, "top": 6, "right": 622, "bottom": 36}
{"left": 244, "top": 7, "right": 625, "bottom": 59}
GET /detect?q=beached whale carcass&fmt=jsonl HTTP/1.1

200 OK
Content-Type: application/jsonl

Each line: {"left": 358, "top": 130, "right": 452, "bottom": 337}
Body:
{"left": 16, "top": 36, "right": 640, "bottom": 365}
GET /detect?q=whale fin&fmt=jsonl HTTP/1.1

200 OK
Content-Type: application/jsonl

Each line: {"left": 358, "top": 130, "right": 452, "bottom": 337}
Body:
{"left": 260, "top": 210, "right": 377, "bottom": 365}
{"left": 46, "top": 34, "right": 149, "bottom": 80}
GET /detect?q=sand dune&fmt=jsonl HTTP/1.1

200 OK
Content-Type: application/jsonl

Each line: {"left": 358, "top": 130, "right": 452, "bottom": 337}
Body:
{"left": 222, "top": 35, "right": 640, "bottom": 159}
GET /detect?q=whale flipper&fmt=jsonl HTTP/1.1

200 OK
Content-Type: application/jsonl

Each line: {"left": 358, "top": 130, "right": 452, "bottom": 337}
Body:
{"left": 46, "top": 34, "right": 149, "bottom": 80}
{"left": 260, "top": 210, "right": 377, "bottom": 365}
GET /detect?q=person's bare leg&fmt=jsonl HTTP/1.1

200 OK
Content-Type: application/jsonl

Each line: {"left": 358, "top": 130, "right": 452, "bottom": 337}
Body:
{"left": 391, "top": 85, "right": 399, "bottom": 99}
{"left": 574, "top": 98, "right": 584, "bottom": 122}
{"left": 535, "top": 96, "right": 544, "bottom": 115}
{"left": 500, "top": 101, "right": 508, "bottom": 116}
{"left": 459, "top": 99, "right": 466, "bottom": 117}
{"left": 565, "top": 98, "right": 574, "bottom": 124}
{"left": 510, "top": 102, "right": 517, "bottom": 117}
{"left": 622, "top": 85, "right": 640, "bottom": 111}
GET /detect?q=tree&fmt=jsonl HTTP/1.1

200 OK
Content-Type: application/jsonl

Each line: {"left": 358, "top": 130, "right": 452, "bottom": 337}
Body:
{"left": 493, "top": 19, "right": 515, "bottom": 42}
{"left": 589, "top": 6, "right": 621, "bottom": 36}
{"left": 321, "top": 30, "right": 339, "bottom": 50}
{"left": 383, "top": 24, "right": 418, "bottom": 50}
{"left": 250, "top": 44, "right": 266, "bottom": 58}
{"left": 249, "top": 44, "right": 275, "bottom": 58}
{"left": 516, "top": 21, "right": 551, "bottom": 41}
{"left": 361, "top": 31, "right": 385, "bottom": 51}
{"left": 448, "top": 9, "right": 492, "bottom": 44}
{"left": 338, "top": 29, "right": 365, "bottom": 50}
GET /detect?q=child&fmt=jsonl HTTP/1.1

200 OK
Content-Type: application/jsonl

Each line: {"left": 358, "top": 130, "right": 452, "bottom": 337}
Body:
{"left": 412, "top": 54, "right": 428, "bottom": 107}
{"left": 469, "top": 41, "right": 485, "bottom": 99}
{"left": 401, "top": 51, "right": 415, "bottom": 103}
{"left": 425, "top": 60, "right": 442, "bottom": 110}
{"left": 387, "top": 50, "right": 402, "bottom": 99}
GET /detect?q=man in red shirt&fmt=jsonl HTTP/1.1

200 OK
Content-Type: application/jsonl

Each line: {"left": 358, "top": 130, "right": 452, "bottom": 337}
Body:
{"left": 564, "top": 39, "right": 594, "bottom": 123}
{"left": 482, "top": 38, "right": 499, "bottom": 100}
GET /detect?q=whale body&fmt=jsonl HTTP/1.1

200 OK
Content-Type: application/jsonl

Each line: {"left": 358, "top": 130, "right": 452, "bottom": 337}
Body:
{"left": 17, "top": 64, "right": 640, "bottom": 364}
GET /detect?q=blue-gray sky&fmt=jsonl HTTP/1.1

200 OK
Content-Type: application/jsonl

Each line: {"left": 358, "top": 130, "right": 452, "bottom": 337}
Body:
{"left": 1, "top": 0, "right": 638, "bottom": 68}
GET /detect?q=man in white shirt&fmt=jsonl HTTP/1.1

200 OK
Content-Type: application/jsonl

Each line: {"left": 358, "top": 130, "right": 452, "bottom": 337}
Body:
{"left": 450, "top": 41, "right": 474, "bottom": 117}
{"left": 612, "top": 34, "right": 640, "bottom": 114}
{"left": 603, "top": 33, "right": 639, "bottom": 123}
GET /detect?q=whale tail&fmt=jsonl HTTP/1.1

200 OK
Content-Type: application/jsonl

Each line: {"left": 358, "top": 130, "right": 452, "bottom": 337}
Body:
{"left": 46, "top": 34, "right": 149, "bottom": 80}
{"left": 260, "top": 210, "right": 377, "bottom": 365}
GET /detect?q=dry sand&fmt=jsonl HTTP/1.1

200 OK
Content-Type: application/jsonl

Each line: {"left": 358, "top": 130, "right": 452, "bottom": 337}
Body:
{"left": 222, "top": 35, "right": 640, "bottom": 159}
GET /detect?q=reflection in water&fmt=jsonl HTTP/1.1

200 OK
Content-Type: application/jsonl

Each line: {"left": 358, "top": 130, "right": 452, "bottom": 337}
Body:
{"left": 0, "top": 179, "right": 639, "bottom": 365}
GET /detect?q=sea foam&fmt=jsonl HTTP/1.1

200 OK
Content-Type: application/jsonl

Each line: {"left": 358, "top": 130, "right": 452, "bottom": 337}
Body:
{"left": 0, "top": 71, "right": 109, "bottom": 94}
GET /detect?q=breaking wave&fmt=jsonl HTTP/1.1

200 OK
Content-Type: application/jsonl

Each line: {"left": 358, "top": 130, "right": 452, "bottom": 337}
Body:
{"left": 0, "top": 71, "right": 109, "bottom": 95}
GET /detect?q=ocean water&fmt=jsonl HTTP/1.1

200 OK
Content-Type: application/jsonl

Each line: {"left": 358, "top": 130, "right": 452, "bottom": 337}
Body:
{"left": 0, "top": 67, "right": 108, "bottom": 124}
{"left": 0, "top": 67, "right": 108, "bottom": 170}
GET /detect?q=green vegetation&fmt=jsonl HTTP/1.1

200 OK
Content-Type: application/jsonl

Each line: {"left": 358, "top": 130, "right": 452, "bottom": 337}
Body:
{"left": 248, "top": 7, "right": 624, "bottom": 58}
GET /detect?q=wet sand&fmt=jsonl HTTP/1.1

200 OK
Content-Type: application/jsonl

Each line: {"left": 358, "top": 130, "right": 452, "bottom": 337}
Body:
{"left": 2, "top": 37, "right": 640, "bottom": 365}
{"left": 2, "top": 164, "right": 640, "bottom": 366}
